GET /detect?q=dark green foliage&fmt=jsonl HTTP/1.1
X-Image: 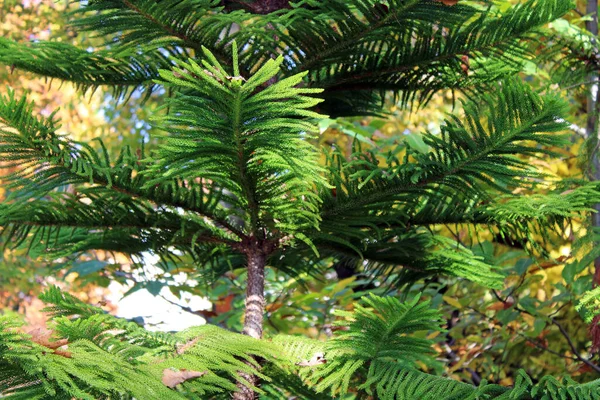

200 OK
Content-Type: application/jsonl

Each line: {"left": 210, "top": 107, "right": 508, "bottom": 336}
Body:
{"left": 272, "top": 81, "right": 600, "bottom": 289}
{"left": 1, "top": 58, "right": 594, "bottom": 290}
{"left": 0, "top": 0, "right": 575, "bottom": 114}
{"left": 274, "top": 0, "right": 573, "bottom": 113}
{"left": 0, "top": 0, "right": 599, "bottom": 399}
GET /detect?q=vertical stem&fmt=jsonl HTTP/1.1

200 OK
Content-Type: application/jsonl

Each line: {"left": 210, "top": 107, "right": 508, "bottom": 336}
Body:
{"left": 586, "top": 1, "right": 600, "bottom": 272}
{"left": 242, "top": 249, "right": 266, "bottom": 339}
{"left": 586, "top": 0, "right": 599, "bottom": 141}
{"left": 233, "top": 247, "right": 266, "bottom": 400}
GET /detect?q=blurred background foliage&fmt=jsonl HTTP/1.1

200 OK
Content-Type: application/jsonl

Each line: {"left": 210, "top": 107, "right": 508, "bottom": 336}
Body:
{"left": 2, "top": 0, "right": 600, "bottom": 390}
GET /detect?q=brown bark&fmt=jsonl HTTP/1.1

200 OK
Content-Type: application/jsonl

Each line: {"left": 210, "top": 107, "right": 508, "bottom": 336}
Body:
{"left": 233, "top": 247, "right": 267, "bottom": 400}
{"left": 586, "top": 1, "right": 599, "bottom": 145}
{"left": 581, "top": 0, "right": 600, "bottom": 358}
{"left": 241, "top": 249, "right": 266, "bottom": 339}
{"left": 586, "top": 1, "right": 600, "bottom": 278}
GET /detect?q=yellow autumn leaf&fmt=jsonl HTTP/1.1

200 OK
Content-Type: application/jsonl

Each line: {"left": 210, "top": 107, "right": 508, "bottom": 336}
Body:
{"left": 443, "top": 295, "right": 463, "bottom": 309}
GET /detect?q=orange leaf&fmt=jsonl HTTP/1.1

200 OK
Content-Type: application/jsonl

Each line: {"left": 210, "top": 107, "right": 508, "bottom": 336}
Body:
{"left": 214, "top": 294, "right": 235, "bottom": 314}
{"left": 488, "top": 302, "right": 506, "bottom": 311}
{"left": 266, "top": 302, "right": 283, "bottom": 313}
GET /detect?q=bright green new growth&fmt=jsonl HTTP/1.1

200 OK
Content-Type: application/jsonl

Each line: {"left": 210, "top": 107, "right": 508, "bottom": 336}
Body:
{"left": 151, "top": 44, "right": 327, "bottom": 236}
{"left": 0, "top": 0, "right": 599, "bottom": 398}
{"left": 0, "top": 47, "right": 329, "bottom": 277}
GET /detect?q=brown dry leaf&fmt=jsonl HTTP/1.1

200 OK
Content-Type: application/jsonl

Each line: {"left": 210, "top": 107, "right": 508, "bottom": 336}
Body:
{"left": 53, "top": 348, "right": 72, "bottom": 358}
{"left": 488, "top": 296, "right": 514, "bottom": 311}
{"left": 196, "top": 309, "right": 218, "bottom": 319}
{"left": 162, "top": 369, "right": 207, "bottom": 388}
{"left": 296, "top": 352, "right": 327, "bottom": 367}
{"left": 176, "top": 338, "right": 199, "bottom": 355}
{"left": 440, "top": 0, "right": 459, "bottom": 5}
{"left": 27, "top": 327, "right": 68, "bottom": 349}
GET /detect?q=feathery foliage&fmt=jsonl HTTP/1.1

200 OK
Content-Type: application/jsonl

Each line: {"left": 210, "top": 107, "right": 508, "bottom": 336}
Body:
{"left": 4, "top": 289, "right": 600, "bottom": 399}
{"left": 0, "top": 45, "right": 327, "bottom": 266}
{"left": 0, "top": 0, "right": 576, "bottom": 113}
{"left": 151, "top": 43, "right": 327, "bottom": 236}
{"left": 0, "top": 286, "right": 278, "bottom": 399}
{"left": 2, "top": 68, "right": 592, "bottom": 289}
{"left": 1, "top": 0, "right": 599, "bottom": 399}
{"left": 272, "top": 80, "right": 600, "bottom": 289}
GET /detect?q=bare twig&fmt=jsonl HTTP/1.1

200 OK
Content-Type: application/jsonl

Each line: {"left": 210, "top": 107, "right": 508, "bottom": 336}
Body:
{"left": 552, "top": 317, "right": 600, "bottom": 374}
{"left": 158, "top": 294, "right": 204, "bottom": 317}
{"left": 465, "top": 306, "right": 577, "bottom": 362}
{"left": 491, "top": 292, "right": 600, "bottom": 374}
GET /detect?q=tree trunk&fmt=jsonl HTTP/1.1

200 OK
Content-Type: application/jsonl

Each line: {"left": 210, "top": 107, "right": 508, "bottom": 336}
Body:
{"left": 233, "top": 248, "right": 266, "bottom": 400}
{"left": 586, "top": 1, "right": 600, "bottom": 271}
{"left": 241, "top": 249, "right": 266, "bottom": 339}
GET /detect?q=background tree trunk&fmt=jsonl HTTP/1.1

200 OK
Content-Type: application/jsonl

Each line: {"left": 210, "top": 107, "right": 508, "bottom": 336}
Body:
{"left": 586, "top": 1, "right": 600, "bottom": 270}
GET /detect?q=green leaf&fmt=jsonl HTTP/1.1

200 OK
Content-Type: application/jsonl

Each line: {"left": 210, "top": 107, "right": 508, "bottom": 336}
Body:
{"left": 404, "top": 133, "right": 429, "bottom": 154}
{"left": 66, "top": 260, "right": 109, "bottom": 277}
{"left": 145, "top": 281, "right": 165, "bottom": 297}
{"left": 514, "top": 258, "right": 533, "bottom": 275}
{"left": 562, "top": 259, "right": 587, "bottom": 284}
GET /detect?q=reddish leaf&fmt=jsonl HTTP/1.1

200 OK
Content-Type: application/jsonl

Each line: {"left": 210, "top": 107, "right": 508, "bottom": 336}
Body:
{"left": 214, "top": 294, "right": 235, "bottom": 314}
{"left": 460, "top": 54, "right": 470, "bottom": 74}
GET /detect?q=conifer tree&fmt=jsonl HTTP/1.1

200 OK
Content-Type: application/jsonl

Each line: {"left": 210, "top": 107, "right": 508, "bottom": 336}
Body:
{"left": 1, "top": 0, "right": 600, "bottom": 399}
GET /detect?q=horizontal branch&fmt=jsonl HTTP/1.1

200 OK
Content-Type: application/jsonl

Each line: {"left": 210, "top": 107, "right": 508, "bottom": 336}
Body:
{"left": 1, "top": 220, "right": 242, "bottom": 249}
{"left": 99, "top": 179, "right": 246, "bottom": 239}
